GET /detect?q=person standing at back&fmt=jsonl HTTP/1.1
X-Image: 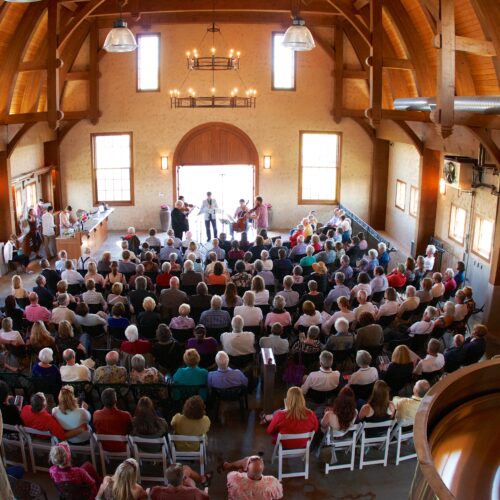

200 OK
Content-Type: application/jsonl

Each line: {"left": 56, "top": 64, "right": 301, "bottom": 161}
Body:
{"left": 42, "top": 205, "right": 56, "bottom": 260}
{"left": 199, "top": 191, "right": 218, "bottom": 241}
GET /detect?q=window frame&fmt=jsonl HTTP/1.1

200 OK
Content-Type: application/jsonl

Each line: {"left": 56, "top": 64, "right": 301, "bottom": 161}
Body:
{"left": 409, "top": 185, "right": 419, "bottom": 218}
{"left": 298, "top": 130, "right": 342, "bottom": 205}
{"left": 136, "top": 32, "right": 161, "bottom": 92}
{"left": 395, "top": 179, "right": 407, "bottom": 211}
{"left": 90, "top": 132, "right": 135, "bottom": 207}
{"left": 448, "top": 204, "right": 467, "bottom": 246}
{"left": 271, "top": 31, "right": 297, "bottom": 91}
{"left": 471, "top": 214, "right": 494, "bottom": 262}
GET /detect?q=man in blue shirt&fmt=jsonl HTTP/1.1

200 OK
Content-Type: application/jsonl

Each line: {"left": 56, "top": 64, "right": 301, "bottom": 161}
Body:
{"left": 199, "top": 296, "right": 231, "bottom": 329}
{"left": 323, "top": 272, "right": 351, "bottom": 313}
{"left": 208, "top": 351, "right": 248, "bottom": 390}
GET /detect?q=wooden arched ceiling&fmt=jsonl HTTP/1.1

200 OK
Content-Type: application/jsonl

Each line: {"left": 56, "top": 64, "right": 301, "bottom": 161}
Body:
{"left": 0, "top": 0, "right": 499, "bottom": 135}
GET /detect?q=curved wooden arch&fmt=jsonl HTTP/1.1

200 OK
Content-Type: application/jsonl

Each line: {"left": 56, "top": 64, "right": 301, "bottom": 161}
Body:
{"left": 172, "top": 122, "right": 260, "bottom": 201}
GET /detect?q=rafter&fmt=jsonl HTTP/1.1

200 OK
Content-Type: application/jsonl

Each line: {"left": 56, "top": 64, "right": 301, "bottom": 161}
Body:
{"left": 369, "top": 0, "right": 383, "bottom": 127}
{"left": 47, "top": 0, "right": 61, "bottom": 129}
{"left": 392, "top": 120, "right": 424, "bottom": 155}
{"left": 333, "top": 20, "right": 344, "bottom": 124}
{"left": 325, "top": 0, "right": 371, "bottom": 45}
{"left": 467, "top": 127, "right": 500, "bottom": 167}
{"left": 350, "top": 117, "right": 376, "bottom": 142}
{"left": 6, "top": 123, "right": 35, "bottom": 159}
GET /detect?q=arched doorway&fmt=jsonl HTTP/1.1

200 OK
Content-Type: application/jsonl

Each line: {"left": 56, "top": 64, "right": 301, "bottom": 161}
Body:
{"left": 172, "top": 121, "right": 259, "bottom": 201}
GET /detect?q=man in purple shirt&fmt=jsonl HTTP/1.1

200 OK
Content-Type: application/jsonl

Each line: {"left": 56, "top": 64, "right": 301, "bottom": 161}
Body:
{"left": 186, "top": 325, "right": 219, "bottom": 355}
{"left": 207, "top": 351, "right": 248, "bottom": 389}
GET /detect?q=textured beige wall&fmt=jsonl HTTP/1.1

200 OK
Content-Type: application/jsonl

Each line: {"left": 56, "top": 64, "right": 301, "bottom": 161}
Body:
{"left": 60, "top": 23, "right": 373, "bottom": 230}
{"left": 385, "top": 142, "right": 420, "bottom": 253}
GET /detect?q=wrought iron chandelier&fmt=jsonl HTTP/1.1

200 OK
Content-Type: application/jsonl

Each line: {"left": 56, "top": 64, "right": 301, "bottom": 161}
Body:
{"left": 170, "top": 2, "right": 256, "bottom": 109}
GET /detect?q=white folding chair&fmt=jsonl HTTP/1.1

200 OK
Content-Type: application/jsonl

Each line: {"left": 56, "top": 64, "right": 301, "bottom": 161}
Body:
{"left": 271, "top": 432, "right": 315, "bottom": 480}
{"left": 167, "top": 434, "right": 207, "bottom": 476}
{"left": 93, "top": 433, "right": 131, "bottom": 476}
{"left": 390, "top": 419, "right": 417, "bottom": 465}
{"left": 65, "top": 433, "right": 97, "bottom": 471}
{"left": 129, "top": 435, "right": 171, "bottom": 484}
{"left": 1, "top": 424, "right": 28, "bottom": 470}
{"left": 21, "top": 426, "right": 57, "bottom": 473}
{"left": 358, "top": 421, "right": 395, "bottom": 469}
{"left": 323, "top": 424, "right": 361, "bottom": 474}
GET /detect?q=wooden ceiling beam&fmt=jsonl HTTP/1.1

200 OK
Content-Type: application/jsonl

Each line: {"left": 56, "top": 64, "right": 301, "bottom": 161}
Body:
{"left": 343, "top": 69, "right": 369, "bottom": 79}
{"left": 455, "top": 36, "right": 496, "bottom": 57}
{"left": 325, "top": 0, "right": 371, "bottom": 45}
{"left": 58, "top": 0, "right": 106, "bottom": 49}
{"left": 89, "top": 19, "right": 99, "bottom": 125}
{"left": 382, "top": 57, "right": 414, "bottom": 70}
{"left": 6, "top": 123, "right": 35, "bottom": 159}
{"left": 47, "top": 0, "right": 61, "bottom": 130}
{"left": 0, "top": 3, "right": 47, "bottom": 116}
{"left": 369, "top": 0, "right": 383, "bottom": 127}
{"left": 467, "top": 127, "right": 500, "bottom": 167}
{"left": 333, "top": 20, "right": 344, "bottom": 124}
{"left": 350, "top": 117, "right": 376, "bottom": 143}
{"left": 392, "top": 120, "right": 424, "bottom": 155}
{"left": 66, "top": 71, "right": 90, "bottom": 80}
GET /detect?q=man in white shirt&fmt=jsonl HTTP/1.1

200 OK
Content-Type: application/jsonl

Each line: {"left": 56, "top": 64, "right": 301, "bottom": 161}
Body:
{"left": 41, "top": 205, "right": 56, "bottom": 259}
{"left": 431, "top": 273, "right": 445, "bottom": 298}
{"left": 408, "top": 306, "right": 437, "bottom": 336}
{"left": 61, "top": 260, "right": 84, "bottom": 285}
{"left": 453, "top": 290, "right": 468, "bottom": 321}
{"left": 220, "top": 315, "right": 256, "bottom": 357}
{"left": 0, "top": 317, "right": 24, "bottom": 345}
{"left": 60, "top": 349, "right": 91, "bottom": 382}
{"left": 51, "top": 294, "right": 78, "bottom": 326}
{"left": 370, "top": 266, "right": 389, "bottom": 294}
{"left": 414, "top": 339, "right": 445, "bottom": 375}
{"left": 259, "top": 323, "right": 289, "bottom": 355}
{"left": 348, "top": 350, "right": 379, "bottom": 386}
{"left": 301, "top": 351, "right": 340, "bottom": 394}
{"left": 353, "top": 290, "right": 377, "bottom": 321}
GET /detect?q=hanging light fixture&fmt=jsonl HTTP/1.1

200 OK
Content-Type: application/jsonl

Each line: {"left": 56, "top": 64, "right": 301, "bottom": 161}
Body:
{"left": 282, "top": 17, "right": 316, "bottom": 51}
{"left": 103, "top": 1, "right": 137, "bottom": 53}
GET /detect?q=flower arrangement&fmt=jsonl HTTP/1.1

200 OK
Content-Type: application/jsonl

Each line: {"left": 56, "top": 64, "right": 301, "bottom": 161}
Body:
{"left": 79, "top": 212, "right": 89, "bottom": 231}
{"left": 160, "top": 204, "right": 170, "bottom": 210}
{"left": 264, "top": 203, "right": 272, "bottom": 209}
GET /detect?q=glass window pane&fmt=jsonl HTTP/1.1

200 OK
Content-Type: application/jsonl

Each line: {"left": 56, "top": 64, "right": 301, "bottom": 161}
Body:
{"left": 138, "top": 34, "right": 160, "bottom": 91}
{"left": 273, "top": 33, "right": 295, "bottom": 89}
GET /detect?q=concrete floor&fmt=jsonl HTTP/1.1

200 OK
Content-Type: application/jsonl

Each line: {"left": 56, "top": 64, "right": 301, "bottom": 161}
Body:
{"left": 3, "top": 230, "right": 417, "bottom": 498}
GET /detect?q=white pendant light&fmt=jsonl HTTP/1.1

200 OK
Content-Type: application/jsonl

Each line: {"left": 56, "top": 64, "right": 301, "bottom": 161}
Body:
{"left": 282, "top": 17, "right": 316, "bottom": 51}
{"left": 103, "top": 18, "right": 137, "bottom": 53}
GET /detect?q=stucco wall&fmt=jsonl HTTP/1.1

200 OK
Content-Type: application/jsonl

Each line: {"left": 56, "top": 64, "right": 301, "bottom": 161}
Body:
{"left": 59, "top": 23, "right": 373, "bottom": 230}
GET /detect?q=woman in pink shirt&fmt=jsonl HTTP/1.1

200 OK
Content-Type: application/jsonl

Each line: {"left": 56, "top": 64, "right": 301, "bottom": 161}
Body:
{"left": 264, "top": 295, "right": 292, "bottom": 328}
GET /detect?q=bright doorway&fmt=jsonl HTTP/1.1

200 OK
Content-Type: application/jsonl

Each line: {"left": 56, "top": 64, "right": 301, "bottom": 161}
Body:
{"left": 177, "top": 164, "right": 255, "bottom": 239}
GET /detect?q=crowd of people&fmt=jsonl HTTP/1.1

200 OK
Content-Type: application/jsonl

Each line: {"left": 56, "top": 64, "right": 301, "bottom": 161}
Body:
{"left": 0, "top": 207, "right": 488, "bottom": 499}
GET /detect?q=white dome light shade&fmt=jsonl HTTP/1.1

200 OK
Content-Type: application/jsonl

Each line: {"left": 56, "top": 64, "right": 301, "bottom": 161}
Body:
{"left": 282, "top": 17, "right": 316, "bottom": 51}
{"left": 103, "top": 18, "right": 138, "bottom": 53}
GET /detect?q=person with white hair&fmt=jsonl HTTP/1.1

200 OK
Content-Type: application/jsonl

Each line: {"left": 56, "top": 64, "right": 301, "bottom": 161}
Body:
{"left": 392, "top": 380, "right": 430, "bottom": 422}
{"left": 325, "top": 317, "right": 354, "bottom": 351}
{"left": 167, "top": 229, "right": 183, "bottom": 249}
{"left": 276, "top": 275, "right": 300, "bottom": 307}
{"left": 60, "top": 348, "right": 91, "bottom": 382}
{"left": 220, "top": 316, "right": 256, "bottom": 357}
{"left": 424, "top": 245, "right": 436, "bottom": 272}
{"left": 301, "top": 351, "right": 340, "bottom": 395}
{"left": 348, "top": 350, "right": 378, "bottom": 386}
{"left": 0, "top": 317, "right": 24, "bottom": 346}
{"left": 169, "top": 303, "right": 196, "bottom": 330}
{"left": 171, "top": 200, "right": 189, "bottom": 240}
{"left": 233, "top": 291, "right": 263, "bottom": 327}
{"left": 32, "top": 347, "right": 62, "bottom": 388}
{"left": 180, "top": 259, "right": 203, "bottom": 287}
{"left": 413, "top": 338, "right": 444, "bottom": 375}
{"left": 397, "top": 285, "right": 420, "bottom": 317}
{"left": 443, "top": 268, "right": 457, "bottom": 295}
{"left": 130, "top": 354, "right": 163, "bottom": 384}
{"left": 260, "top": 249, "right": 273, "bottom": 271}
{"left": 207, "top": 351, "right": 248, "bottom": 389}
{"left": 199, "top": 295, "right": 231, "bottom": 330}
{"left": 377, "top": 242, "right": 390, "bottom": 271}
{"left": 121, "top": 324, "right": 152, "bottom": 355}
{"left": 353, "top": 290, "right": 378, "bottom": 321}
{"left": 289, "top": 235, "right": 308, "bottom": 260}
{"left": 159, "top": 276, "right": 188, "bottom": 320}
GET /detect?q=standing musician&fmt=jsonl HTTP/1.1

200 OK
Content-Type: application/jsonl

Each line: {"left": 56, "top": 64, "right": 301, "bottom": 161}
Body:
{"left": 171, "top": 200, "right": 189, "bottom": 239}
{"left": 231, "top": 199, "right": 249, "bottom": 237}
{"left": 249, "top": 196, "right": 269, "bottom": 235}
{"left": 199, "top": 191, "right": 218, "bottom": 241}
{"left": 178, "top": 195, "right": 196, "bottom": 233}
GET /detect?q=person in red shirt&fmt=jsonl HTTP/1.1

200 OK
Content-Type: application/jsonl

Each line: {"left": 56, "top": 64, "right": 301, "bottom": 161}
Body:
{"left": 21, "top": 392, "right": 87, "bottom": 441}
{"left": 266, "top": 386, "right": 318, "bottom": 449}
{"left": 93, "top": 388, "right": 132, "bottom": 452}
{"left": 120, "top": 325, "right": 152, "bottom": 355}
{"left": 156, "top": 262, "right": 173, "bottom": 288}
{"left": 289, "top": 225, "right": 305, "bottom": 248}
{"left": 387, "top": 263, "right": 407, "bottom": 289}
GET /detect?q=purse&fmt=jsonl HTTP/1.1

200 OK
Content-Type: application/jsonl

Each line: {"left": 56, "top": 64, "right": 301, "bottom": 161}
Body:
{"left": 282, "top": 350, "right": 305, "bottom": 386}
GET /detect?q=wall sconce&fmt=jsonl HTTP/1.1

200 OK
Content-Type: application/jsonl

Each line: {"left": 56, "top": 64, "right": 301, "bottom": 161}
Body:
{"left": 439, "top": 178, "right": 446, "bottom": 195}
{"left": 161, "top": 156, "right": 168, "bottom": 171}
{"left": 263, "top": 155, "right": 272, "bottom": 169}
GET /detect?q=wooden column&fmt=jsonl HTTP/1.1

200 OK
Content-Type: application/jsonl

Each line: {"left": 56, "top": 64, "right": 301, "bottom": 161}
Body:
{"left": 44, "top": 140, "right": 63, "bottom": 210}
{"left": 47, "top": 0, "right": 61, "bottom": 130}
{"left": 333, "top": 20, "right": 344, "bottom": 124}
{"left": 0, "top": 151, "right": 13, "bottom": 242}
{"left": 369, "top": 0, "right": 383, "bottom": 127}
{"left": 369, "top": 138, "right": 390, "bottom": 230}
{"left": 415, "top": 148, "right": 440, "bottom": 256}
{"left": 89, "top": 20, "right": 100, "bottom": 125}
{"left": 435, "top": 0, "right": 455, "bottom": 138}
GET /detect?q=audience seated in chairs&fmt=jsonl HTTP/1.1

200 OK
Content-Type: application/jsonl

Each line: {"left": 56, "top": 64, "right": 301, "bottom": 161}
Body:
{"left": 32, "top": 347, "right": 61, "bottom": 389}
{"left": 93, "top": 388, "right": 132, "bottom": 452}
{"left": 60, "top": 348, "right": 91, "bottom": 382}
{"left": 33, "top": 275, "right": 55, "bottom": 310}
{"left": 397, "top": 286, "right": 420, "bottom": 319}
{"left": 96, "top": 457, "right": 146, "bottom": 499}
{"left": 325, "top": 317, "right": 355, "bottom": 352}
{"left": 370, "top": 266, "right": 389, "bottom": 298}
{"left": 186, "top": 324, "right": 218, "bottom": 359}
{"left": 444, "top": 334, "right": 465, "bottom": 373}
{"left": 323, "top": 273, "right": 350, "bottom": 314}
{"left": 172, "top": 349, "right": 208, "bottom": 400}
{"left": 265, "top": 295, "right": 292, "bottom": 329}
{"left": 301, "top": 351, "right": 341, "bottom": 398}
{"left": 52, "top": 385, "right": 92, "bottom": 443}
{"left": 299, "top": 280, "right": 325, "bottom": 312}
{"left": 351, "top": 272, "right": 372, "bottom": 299}
{"left": 129, "top": 276, "right": 157, "bottom": 316}
{"left": 130, "top": 354, "right": 163, "bottom": 384}
{"left": 97, "top": 251, "right": 112, "bottom": 275}
{"left": 27, "top": 320, "right": 55, "bottom": 351}
{"left": 322, "top": 297, "right": 355, "bottom": 335}
{"left": 224, "top": 455, "right": 283, "bottom": 500}
{"left": 84, "top": 262, "right": 105, "bottom": 289}
{"left": 348, "top": 350, "right": 378, "bottom": 387}
{"left": 355, "top": 312, "right": 384, "bottom": 349}
{"left": 221, "top": 282, "right": 243, "bottom": 308}
{"left": 61, "top": 260, "right": 84, "bottom": 287}
{"left": 180, "top": 259, "right": 203, "bottom": 288}
{"left": 231, "top": 260, "right": 253, "bottom": 289}
{"left": 250, "top": 275, "right": 269, "bottom": 305}
{"left": 416, "top": 277, "right": 433, "bottom": 303}
{"left": 21, "top": 392, "right": 86, "bottom": 442}
{"left": 0, "top": 317, "right": 24, "bottom": 346}
{"left": 151, "top": 324, "right": 184, "bottom": 375}
{"left": 169, "top": 303, "right": 196, "bottom": 330}
{"left": 379, "top": 345, "right": 415, "bottom": 396}
{"left": 462, "top": 324, "right": 487, "bottom": 365}
{"left": 131, "top": 396, "right": 168, "bottom": 450}
{"left": 24, "top": 292, "right": 51, "bottom": 323}
{"left": 104, "top": 261, "right": 127, "bottom": 288}
{"left": 0, "top": 380, "right": 23, "bottom": 425}
{"left": 292, "top": 325, "right": 323, "bottom": 355}
{"left": 413, "top": 338, "right": 445, "bottom": 376}
{"left": 375, "top": 287, "right": 399, "bottom": 322}
{"left": 294, "top": 300, "right": 322, "bottom": 330}
{"left": 94, "top": 351, "right": 127, "bottom": 384}
{"left": 160, "top": 277, "right": 188, "bottom": 321}
{"left": 49, "top": 443, "right": 100, "bottom": 499}
{"left": 320, "top": 386, "right": 357, "bottom": 436}
{"left": 170, "top": 395, "right": 211, "bottom": 451}
{"left": 51, "top": 293, "right": 79, "bottom": 327}
{"left": 121, "top": 325, "right": 152, "bottom": 356}
{"left": 259, "top": 323, "right": 290, "bottom": 356}
{"left": 358, "top": 380, "right": 395, "bottom": 429}
{"left": 129, "top": 264, "right": 154, "bottom": 292}
{"left": 353, "top": 290, "right": 377, "bottom": 322}
{"left": 392, "top": 380, "right": 430, "bottom": 422}
{"left": 275, "top": 275, "right": 299, "bottom": 308}
{"left": 208, "top": 351, "right": 248, "bottom": 390}
{"left": 220, "top": 316, "right": 256, "bottom": 357}
{"left": 149, "top": 462, "right": 210, "bottom": 500}
{"left": 199, "top": 295, "right": 231, "bottom": 330}
{"left": 137, "top": 297, "right": 161, "bottom": 340}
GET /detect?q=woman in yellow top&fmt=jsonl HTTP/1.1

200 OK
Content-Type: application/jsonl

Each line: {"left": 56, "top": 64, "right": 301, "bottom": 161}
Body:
{"left": 171, "top": 395, "right": 211, "bottom": 451}
{"left": 302, "top": 218, "right": 313, "bottom": 239}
